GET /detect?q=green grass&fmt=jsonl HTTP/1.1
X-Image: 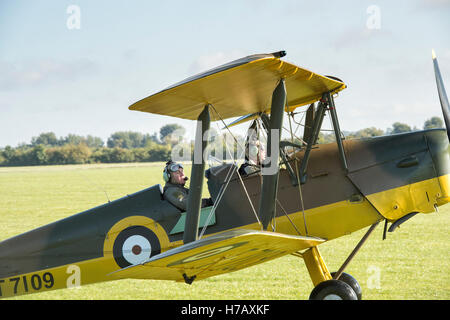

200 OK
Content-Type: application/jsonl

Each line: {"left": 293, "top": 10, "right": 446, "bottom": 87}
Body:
{"left": 0, "top": 163, "right": 449, "bottom": 300}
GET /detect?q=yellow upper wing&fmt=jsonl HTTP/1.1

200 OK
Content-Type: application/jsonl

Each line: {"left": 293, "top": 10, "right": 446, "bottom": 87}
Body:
{"left": 111, "top": 229, "right": 324, "bottom": 282}
{"left": 129, "top": 52, "right": 346, "bottom": 120}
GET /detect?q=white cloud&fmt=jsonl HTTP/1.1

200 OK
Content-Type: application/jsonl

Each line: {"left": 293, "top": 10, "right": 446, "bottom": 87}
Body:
{"left": 0, "top": 58, "right": 98, "bottom": 91}
{"left": 333, "top": 27, "right": 392, "bottom": 50}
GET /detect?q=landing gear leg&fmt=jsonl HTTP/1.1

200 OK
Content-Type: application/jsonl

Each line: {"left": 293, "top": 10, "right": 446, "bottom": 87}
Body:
{"left": 300, "top": 246, "right": 358, "bottom": 300}
{"left": 302, "top": 246, "right": 332, "bottom": 286}
{"left": 301, "top": 222, "right": 380, "bottom": 300}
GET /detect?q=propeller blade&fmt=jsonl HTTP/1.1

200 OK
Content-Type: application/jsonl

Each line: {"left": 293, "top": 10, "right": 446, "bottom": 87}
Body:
{"left": 432, "top": 49, "right": 450, "bottom": 140}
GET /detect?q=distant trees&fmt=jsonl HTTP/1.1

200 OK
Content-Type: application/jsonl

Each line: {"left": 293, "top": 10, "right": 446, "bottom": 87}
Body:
{"left": 0, "top": 143, "right": 92, "bottom": 166}
{"left": 31, "top": 132, "right": 104, "bottom": 148}
{"left": 423, "top": 116, "right": 443, "bottom": 129}
{"left": 31, "top": 132, "right": 59, "bottom": 146}
{"left": 316, "top": 117, "right": 444, "bottom": 144}
{"left": 388, "top": 122, "right": 412, "bottom": 135}
{"left": 346, "top": 127, "right": 385, "bottom": 139}
{"left": 159, "top": 124, "right": 186, "bottom": 145}
{"left": 64, "top": 134, "right": 104, "bottom": 148}
{"left": 107, "top": 131, "right": 158, "bottom": 149}
{"left": 46, "top": 143, "right": 92, "bottom": 164}
{"left": 0, "top": 128, "right": 176, "bottom": 167}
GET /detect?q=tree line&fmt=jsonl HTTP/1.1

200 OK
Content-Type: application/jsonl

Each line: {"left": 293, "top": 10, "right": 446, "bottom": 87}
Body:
{"left": 0, "top": 124, "right": 184, "bottom": 167}
{"left": 317, "top": 117, "right": 443, "bottom": 144}
{"left": 0, "top": 117, "right": 444, "bottom": 167}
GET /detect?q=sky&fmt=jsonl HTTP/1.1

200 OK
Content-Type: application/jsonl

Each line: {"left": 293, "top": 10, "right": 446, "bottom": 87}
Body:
{"left": 1, "top": 0, "right": 449, "bottom": 147}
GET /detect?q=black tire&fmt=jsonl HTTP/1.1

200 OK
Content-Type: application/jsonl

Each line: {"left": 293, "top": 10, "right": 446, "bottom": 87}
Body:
{"left": 331, "top": 272, "right": 362, "bottom": 300}
{"left": 309, "top": 280, "right": 358, "bottom": 300}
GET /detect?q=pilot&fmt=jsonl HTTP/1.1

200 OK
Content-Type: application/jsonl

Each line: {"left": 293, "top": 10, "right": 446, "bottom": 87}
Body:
{"left": 162, "top": 160, "right": 213, "bottom": 211}
{"left": 239, "top": 120, "right": 266, "bottom": 176}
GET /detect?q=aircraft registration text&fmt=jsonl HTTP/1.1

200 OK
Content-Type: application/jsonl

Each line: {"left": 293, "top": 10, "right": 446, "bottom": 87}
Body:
{"left": 0, "top": 272, "right": 54, "bottom": 297}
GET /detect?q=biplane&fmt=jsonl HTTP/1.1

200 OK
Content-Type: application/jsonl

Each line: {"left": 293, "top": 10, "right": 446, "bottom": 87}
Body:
{"left": 0, "top": 50, "right": 448, "bottom": 300}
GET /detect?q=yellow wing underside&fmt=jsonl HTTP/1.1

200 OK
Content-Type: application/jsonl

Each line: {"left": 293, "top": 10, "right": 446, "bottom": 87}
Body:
{"left": 112, "top": 229, "right": 324, "bottom": 282}
{"left": 129, "top": 55, "right": 346, "bottom": 121}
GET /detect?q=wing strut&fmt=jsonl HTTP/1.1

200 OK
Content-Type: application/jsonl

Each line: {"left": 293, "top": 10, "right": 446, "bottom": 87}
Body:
{"left": 299, "top": 97, "right": 327, "bottom": 183}
{"left": 258, "top": 79, "right": 286, "bottom": 230}
{"left": 326, "top": 92, "right": 348, "bottom": 172}
{"left": 184, "top": 105, "right": 211, "bottom": 244}
{"left": 303, "top": 103, "right": 315, "bottom": 144}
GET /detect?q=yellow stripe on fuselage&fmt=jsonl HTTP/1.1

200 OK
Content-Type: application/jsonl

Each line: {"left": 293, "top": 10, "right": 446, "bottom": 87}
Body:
{"left": 0, "top": 256, "right": 120, "bottom": 299}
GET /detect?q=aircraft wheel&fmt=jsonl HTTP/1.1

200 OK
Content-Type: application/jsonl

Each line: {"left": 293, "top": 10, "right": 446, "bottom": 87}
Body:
{"left": 309, "top": 280, "right": 358, "bottom": 300}
{"left": 331, "top": 272, "right": 362, "bottom": 300}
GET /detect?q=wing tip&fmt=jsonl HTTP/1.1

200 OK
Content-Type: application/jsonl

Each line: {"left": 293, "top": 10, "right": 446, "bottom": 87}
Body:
{"left": 432, "top": 48, "right": 437, "bottom": 60}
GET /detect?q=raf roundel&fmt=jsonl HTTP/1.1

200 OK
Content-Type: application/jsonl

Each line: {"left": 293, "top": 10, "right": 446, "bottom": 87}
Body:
{"left": 112, "top": 226, "right": 161, "bottom": 268}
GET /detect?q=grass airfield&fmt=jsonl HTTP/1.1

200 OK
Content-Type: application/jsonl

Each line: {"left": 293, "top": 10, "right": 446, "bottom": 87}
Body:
{"left": 0, "top": 162, "right": 449, "bottom": 300}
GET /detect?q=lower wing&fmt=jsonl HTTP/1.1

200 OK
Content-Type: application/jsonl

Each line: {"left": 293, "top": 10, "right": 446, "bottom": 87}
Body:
{"left": 110, "top": 229, "right": 325, "bottom": 282}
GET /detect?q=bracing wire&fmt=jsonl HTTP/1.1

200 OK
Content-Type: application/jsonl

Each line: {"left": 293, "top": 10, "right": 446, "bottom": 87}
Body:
{"left": 78, "top": 170, "right": 111, "bottom": 203}
{"left": 276, "top": 198, "right": 302, "bottom": 236}
{"left": 288, "top": 111, "right": 309, "bottom": 236}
